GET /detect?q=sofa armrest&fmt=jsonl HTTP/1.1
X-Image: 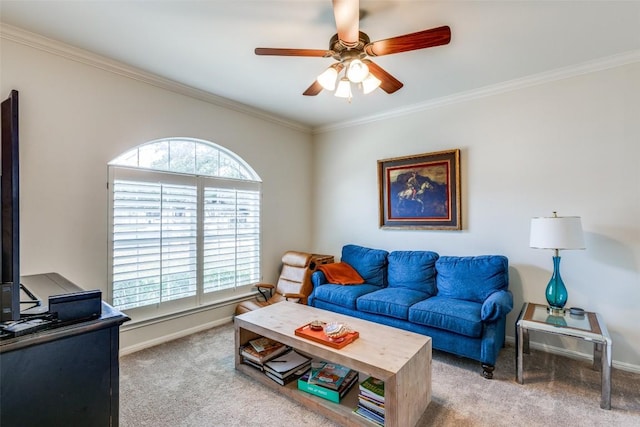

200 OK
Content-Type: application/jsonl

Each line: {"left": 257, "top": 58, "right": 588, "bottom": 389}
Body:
{"left": 481, "top": 290, "right": 513, "bottom": 322}
{"left": 311, "top": 270, "right": 328, "bottom": 288}
{"left": 308, "top": 271, "right": 328, "bottom": 307}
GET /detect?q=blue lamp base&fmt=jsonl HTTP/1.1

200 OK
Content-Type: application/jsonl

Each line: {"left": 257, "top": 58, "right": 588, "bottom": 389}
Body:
{"left": 546, "top": 255, "right": 568, "bottom": 315}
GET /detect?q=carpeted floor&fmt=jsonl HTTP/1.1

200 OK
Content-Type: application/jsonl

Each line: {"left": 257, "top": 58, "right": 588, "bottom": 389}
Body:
{"left": 119, "top": 322, "right": 640, "bottom": 426}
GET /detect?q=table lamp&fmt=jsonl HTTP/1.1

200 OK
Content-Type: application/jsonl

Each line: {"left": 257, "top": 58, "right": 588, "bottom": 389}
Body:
{"left": 530, "top": 212, "right": 585, "bottom": 315}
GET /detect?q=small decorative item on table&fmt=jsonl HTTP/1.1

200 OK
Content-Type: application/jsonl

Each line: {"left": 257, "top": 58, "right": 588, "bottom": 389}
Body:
{"left": 310, "top": 320, "right": 324, "bottom": 331}
{"left": 324, "top": 322, "right": 352, "bottom": 342}
{"left": 295, "top": 321, "right": 359, "bottom": 349}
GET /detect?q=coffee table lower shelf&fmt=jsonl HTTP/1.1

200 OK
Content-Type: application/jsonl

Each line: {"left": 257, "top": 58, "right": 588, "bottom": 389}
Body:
{"left": 237, "top": 363, "right": 369, "bottom": 426}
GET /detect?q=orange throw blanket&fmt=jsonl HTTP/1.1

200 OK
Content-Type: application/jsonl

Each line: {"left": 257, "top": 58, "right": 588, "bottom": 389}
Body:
{"left": 318, "top": 262, "right": 364, "bottom": 285}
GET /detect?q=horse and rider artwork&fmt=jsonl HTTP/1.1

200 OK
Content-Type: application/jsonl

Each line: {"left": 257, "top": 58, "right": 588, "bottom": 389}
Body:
{"left": 378, "top": 149, "right": 461, "bottom": 230}
{"left": 393, "top": 168, "right": 447, "bottom": 217}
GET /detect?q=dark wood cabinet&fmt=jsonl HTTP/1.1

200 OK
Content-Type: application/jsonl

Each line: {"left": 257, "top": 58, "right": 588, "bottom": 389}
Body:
{"left": 0, "top": 273, "right": 129, "bottom": 427}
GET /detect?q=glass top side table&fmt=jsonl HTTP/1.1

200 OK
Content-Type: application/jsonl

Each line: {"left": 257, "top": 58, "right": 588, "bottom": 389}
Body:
{"left": 515, "top": 302, "right": 612, "bottom": 409}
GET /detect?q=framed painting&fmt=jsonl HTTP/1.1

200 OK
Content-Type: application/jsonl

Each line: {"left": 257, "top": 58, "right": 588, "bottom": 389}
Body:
{"left": 378, "top": 149, "right": 461, "bottom": 230}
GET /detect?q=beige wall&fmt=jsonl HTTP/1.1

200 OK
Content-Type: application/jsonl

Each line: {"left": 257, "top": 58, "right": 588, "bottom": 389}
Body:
{"left": 311, "top": 62, "right": 640, "bottom": 371}
{"left": 0, "top": 36, "right": 314, "bottom": 351}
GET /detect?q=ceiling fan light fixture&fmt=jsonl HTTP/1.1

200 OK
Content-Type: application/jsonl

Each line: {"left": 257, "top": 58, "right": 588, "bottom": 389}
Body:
{"left": 334, "top": 77, "right": 352, "bottom": 100}
{"left": 346, "top": 59, "right": 369, "bottom": 83}
{"left": 256, "top": 1, "right": 452, "bottom": 101}
{"left": 317, "top": 65, "right": 339, "bottom": 91}
{"left": 362, "top": 73, "right": 381, "bottom": 94}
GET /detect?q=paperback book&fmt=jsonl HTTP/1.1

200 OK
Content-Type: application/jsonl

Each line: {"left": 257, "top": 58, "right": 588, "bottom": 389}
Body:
{"left": 353, "top": 405, "right": 384, "bottom": 426}
{"left": 359, "top": 376, "right": 385, "bottom": 403}
{"left": 358, "top": 393, "right": 385, "bottom": 416}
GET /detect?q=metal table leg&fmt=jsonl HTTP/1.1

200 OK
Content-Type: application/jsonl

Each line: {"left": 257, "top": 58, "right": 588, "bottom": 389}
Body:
{"left": 593, "top": 342, "right": 602, "bottom": 370}
{"left": 516, "top": 323, "right": 525, "bottom": 384}
{"left": 600, "top": 338, "right": 612, "bottom": 409}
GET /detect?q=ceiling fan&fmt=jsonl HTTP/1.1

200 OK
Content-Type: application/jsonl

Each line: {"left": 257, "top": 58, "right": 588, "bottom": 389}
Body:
{"left": 254, "top": 0, "right": 451, "bottom": 99}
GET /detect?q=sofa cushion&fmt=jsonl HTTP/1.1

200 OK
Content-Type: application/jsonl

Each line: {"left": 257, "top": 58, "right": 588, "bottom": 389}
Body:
{"left": 387, "top": 251, "right": 439, "bottom": 295}
{"left": 341, "top": 244, "right": 388, "bottom": 287}
{"left": 408, "top": 296, "right": 483, "bottom": 338}
{"left": 312, "top": 284, "right": 380, "bottom": 310}
{"left": 356, "top": 288, "right": 430, "bottom": 320}
{"left": 435, "top": 255, "right": 509, "bottom": 303}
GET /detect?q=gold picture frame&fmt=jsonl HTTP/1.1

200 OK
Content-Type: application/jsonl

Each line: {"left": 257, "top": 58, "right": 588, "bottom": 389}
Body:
{"left": 378, "top": 149, "right": 461, "bottom": 230}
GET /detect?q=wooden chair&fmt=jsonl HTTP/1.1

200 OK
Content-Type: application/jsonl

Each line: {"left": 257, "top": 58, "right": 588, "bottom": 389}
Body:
{"left": 235, "top": 251, "right": 316, "bottom": 315}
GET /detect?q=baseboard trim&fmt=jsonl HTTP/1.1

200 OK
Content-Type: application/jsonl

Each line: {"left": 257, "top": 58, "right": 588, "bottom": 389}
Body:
{"left": 120, "top": 292, "right": 256, "bottom": 331}
{"left": 117, "top": 293, "right": 258, "bottom": 356}
{"left": 119, "top": 316, "right": 233, "bottom": 356}
{"left": 504, "top": 336, "right": 640, "bottom": 374}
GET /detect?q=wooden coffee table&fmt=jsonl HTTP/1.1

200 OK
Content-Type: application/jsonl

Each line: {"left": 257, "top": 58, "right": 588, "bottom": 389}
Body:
{"left": 234, "top": 302, "right": 432, "bottom": 427}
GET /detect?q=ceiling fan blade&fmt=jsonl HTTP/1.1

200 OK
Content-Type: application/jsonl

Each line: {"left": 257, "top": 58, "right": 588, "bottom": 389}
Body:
{"left": 255, "top": 48, "right": 330, "bottom": 57}
{"left": 363, "top": 60, "right": 403, "bottom": 94}
{"left": 365, "top": 26, "right": 451, "bottom": 57}
{"left": 332, "top": 0, "right": 359, "bottom": 46}
{"left": 303, "top": 81, "right": 324, "bottom": 96}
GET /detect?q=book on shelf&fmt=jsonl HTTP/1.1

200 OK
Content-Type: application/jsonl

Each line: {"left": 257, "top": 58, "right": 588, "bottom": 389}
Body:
{"left": 241, "top": 357, "right": 266, "bottom": 372}
{"left": 354, "top": 376, "right": 385, "bottom": 425}
{"left": 353, "top": 405, "right": 384, "bottom": 426}
{"left": 263, "top": 349, "right": 312, "bottom": 379}
{"left": 358, "top": 393, "right": 385, "bottom": 416}
{"left": 265, "top": 365, "right": 310, "bottom": 386}
{"left": 359, "top": 376, "right": 385, "bottom": 403}
{"left": 307, "top": 362, "right": 353, "bottom": 390}
{"left": 297, "top": 368, "right": 358, "bottom": 403}
{"left": 239, "top": 337, "right": 288, "bottom": 364}
{"left": 248, "top": 337, "right": 277, "bottom": 352}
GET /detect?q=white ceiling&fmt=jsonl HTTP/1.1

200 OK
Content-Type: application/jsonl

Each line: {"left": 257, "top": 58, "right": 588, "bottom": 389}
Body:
{"left": 1, "top": 1, "right": 639, "bottom": 130}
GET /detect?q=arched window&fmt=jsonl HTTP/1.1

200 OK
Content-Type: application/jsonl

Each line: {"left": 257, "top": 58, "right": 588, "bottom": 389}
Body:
{"left": 108, "top": 138, "right": 261, "bottom": 316}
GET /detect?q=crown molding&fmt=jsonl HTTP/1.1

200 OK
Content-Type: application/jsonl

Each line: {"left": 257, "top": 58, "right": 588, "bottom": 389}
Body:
{"left": 0, "top": 23, "right": 311, "bottom": 134}
{"left": 314, "top": 49, "right": 640, "bottom": 134}
{"left": 3, "top": 23, "right": 637, "bottom": 136}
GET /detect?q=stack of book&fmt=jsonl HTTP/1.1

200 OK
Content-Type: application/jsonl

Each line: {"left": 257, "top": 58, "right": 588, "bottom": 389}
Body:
{"left": 353, "top": 376, "right": 385, "bottom": 426}
{"left": 239, "top": 337, "right": 289, "bottom": 370}
{"left": 262, "top": 349, "right": 312, "bottom": 385}
{"left": 297, "top": 362, "right": 358, "bottom": 403}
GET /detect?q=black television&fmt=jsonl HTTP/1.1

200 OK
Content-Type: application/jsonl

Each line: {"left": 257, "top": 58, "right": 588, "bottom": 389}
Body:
{"left": 1, "top": 90, "right": 20, "bottom": 322}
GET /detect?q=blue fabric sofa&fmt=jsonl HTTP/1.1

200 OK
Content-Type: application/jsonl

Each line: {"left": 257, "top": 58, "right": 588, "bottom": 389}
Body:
{"left": 308, "top": 244, "right": 513, "bottom": 378}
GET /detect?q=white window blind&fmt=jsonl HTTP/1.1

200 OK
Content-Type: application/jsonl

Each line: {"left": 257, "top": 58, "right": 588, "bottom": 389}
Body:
{"left": 203, "top": 188, "right": 260, "bottom": 293}
{"left": 112, "top": 180, "right": 198, "bottom": 310}
{"left": 109, "top": 138, "right": 261, "bottom": 315}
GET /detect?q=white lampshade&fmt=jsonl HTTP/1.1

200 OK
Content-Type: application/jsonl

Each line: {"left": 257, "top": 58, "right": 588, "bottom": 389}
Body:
{"left": 317, "top": 66, "right": 338, "bottom": 91}
{"left": 346, "top": 59, "right": 369, "bottom": 83}
{"left": 334, "top": 78, "right": 352, "bottom": 99}
{"left": 362, "top": 73, "right": 381, "bottom": 94}
{"left": 530, "top": 215, "right": 585, "bottom": 250}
